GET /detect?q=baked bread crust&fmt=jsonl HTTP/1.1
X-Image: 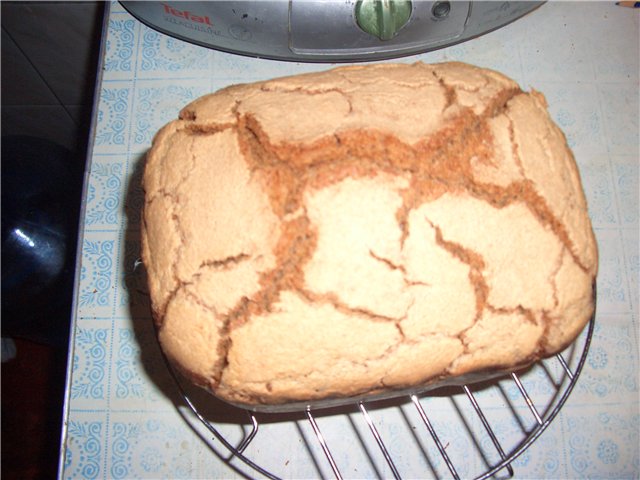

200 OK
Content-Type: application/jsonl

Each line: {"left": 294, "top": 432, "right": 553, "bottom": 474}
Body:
{"left": 141, "top": 62, "right": 597, "bottom": 409}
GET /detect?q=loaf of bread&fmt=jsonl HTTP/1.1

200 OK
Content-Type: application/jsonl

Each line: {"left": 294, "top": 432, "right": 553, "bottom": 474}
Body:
{"left": 141, "top": 62, "right": 597, "bottom": 410}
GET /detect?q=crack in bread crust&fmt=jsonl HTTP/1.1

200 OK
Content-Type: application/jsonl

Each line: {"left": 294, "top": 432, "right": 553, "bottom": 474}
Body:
{"left": 428, "top": 220, "right": 488, "bottom": 321}
{"left": 199, "top": 253, "right": 251, "bottom": 270}
{"left": 141, "top": 62, "right": 598, "bottom": 407}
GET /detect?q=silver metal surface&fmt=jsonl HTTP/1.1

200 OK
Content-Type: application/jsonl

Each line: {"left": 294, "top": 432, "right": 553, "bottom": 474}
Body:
{"left": 511, "top": 372, "right": 544, "bottom": 426}
{"left": 411, "top": 393, "right": 460, "bottom": 479}
{"left": 237, "top": 413, "right": 259, "bottom": 454}
{"left": 462, "top": 385, "right": 514, "bottom": 478}
{"left": 359, "top": 402, "right": 402, "bottom": 479}
{"left": 120, "top": 1, "right": 544, "bottom": 62}
{"left": 306, "top": 409, "right": 343, "bottom": 480}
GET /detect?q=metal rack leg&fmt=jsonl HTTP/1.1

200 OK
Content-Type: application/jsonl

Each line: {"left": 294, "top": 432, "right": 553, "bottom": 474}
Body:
{"left": 411, "top": 395, "right": 460, "bottom": 480}
{"left": 359, "top": 402, "right": 402, "bottom": 480}
{"left": 511, "top": 373, "right": 543, "bottom": 426}
{"left": 306, "top": 409, "right": 343, "bottom": 480}
{"left": 463, "top": 385, "right": 514, "bottom": 478}
{"left": 237, "top": 413, "right": 259, "bottom": 454}
{"left": 555, "top": 354, "right": 575, "bottom": 381}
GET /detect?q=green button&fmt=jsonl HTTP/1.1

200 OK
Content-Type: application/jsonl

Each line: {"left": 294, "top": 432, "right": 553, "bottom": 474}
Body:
{"left": 355, "top": 0, "right": 412, "bottom": 41}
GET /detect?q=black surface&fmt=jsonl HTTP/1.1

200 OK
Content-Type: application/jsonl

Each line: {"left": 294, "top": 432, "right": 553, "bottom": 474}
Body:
{"left": 1, "top": 136, "right": 83, "bottom": 346}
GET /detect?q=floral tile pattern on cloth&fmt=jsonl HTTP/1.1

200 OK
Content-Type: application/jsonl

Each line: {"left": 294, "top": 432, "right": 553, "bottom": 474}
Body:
{"left": 85, "top": 156, "right": 126, "bottom": 228}
{"left": 596, "top": 228, "right": 633, "bottom": 314}
{"left": 77, "top": 231, "right": 118, "bottom": 318}
{"left": 94, "top": 83, "right": 132, "bottom": 152}
{"left": 563, "top": 407, "right": 640, "bottom": 478}
{"left": 109, "top": 322, "right": 175, "bottom": 410}
{"left": 538, "top": 82, "right": 606, "bottom": 156}
{"left": 131, "top": 81, "right": 209, "bottom": 147}
{"left": 63, "top": 413, "right": 106, "bottom": 480}
{"left": 104, "top": 13, "right": 137, "bottom": 78}
{"left": 137, "top": 28, "right": 212, "bottom": 76}
{"left": 614, "top": 157, "right": 640, "bottom": 226}
{"left": 572, "top": 315, "right": 638, "bottom": 402}
{"left": 109, "top": 417, "right": 196, "bottom": 479}
{"left": 599, "top": 83, "right": 639, "bottom": 155}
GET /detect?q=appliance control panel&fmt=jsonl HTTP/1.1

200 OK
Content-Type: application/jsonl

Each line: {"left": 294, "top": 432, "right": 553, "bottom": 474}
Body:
{"left": 121, "top": 1, "right": 544, "bottom": 62}
{"left": 289, "top": 1, "right": 470, "bottom": 59}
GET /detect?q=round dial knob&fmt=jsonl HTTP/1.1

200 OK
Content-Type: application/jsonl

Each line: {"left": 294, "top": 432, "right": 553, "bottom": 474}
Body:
{"left": 355, "top": 0, "right": 412, "bottom": 41}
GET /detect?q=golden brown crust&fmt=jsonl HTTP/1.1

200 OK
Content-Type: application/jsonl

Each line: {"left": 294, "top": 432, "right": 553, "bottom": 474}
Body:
{"left": 141, "top": 61, "right": 598, "bottom": 408}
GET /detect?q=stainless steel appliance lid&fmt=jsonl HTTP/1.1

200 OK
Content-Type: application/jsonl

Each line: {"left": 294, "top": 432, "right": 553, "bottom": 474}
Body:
{"left": 120, "top": 1, "right": 544, "bottom": 62}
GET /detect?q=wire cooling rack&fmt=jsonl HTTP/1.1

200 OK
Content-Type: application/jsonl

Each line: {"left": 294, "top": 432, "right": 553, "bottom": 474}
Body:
{"left": 163, "top": 313, "right": 595, "bottom": 480}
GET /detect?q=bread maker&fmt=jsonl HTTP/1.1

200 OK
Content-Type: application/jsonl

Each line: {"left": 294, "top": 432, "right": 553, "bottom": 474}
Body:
{"left": 120, "top": 1, "right": 544, "bottom": 62}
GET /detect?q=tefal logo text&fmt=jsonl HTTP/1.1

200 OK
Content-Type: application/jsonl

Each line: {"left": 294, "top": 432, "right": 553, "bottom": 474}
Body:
{"left": 163, "top": 4, "right": 212, "bottom": 25}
